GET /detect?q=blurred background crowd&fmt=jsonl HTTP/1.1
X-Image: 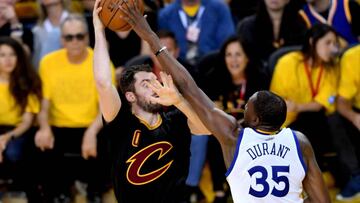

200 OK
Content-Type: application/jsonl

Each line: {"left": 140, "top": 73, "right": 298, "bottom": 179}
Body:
{"left": 0, "top": 0, "right": 359, "bottom": 202}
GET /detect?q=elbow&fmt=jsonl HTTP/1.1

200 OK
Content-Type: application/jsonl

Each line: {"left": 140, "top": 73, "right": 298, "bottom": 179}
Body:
{"left": 314, "top": 104, "right": 323, "bottom": 112}
{"left": 95, "top": 78, "right": 112, "bottom": 91}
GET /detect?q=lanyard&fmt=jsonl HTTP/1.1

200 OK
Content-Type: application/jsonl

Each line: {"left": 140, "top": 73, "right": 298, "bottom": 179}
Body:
{"left": 238, "top": 80, "right": 246, "bottom": 101}
{"left": 304, "top": 61, "right": 324, "bottom": 98}
{"left": 179, "top": 6, "right": 205, "bottom": 29}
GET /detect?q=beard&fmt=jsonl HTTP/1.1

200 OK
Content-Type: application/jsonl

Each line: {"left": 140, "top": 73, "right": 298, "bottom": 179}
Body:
{"left": 136, "top": 95, "right": 162, "bottom": 113}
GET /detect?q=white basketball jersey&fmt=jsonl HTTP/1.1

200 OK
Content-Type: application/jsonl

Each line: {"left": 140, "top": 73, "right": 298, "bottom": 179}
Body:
{"left": 226, "top": 127, "right": 306, "bottom": 203}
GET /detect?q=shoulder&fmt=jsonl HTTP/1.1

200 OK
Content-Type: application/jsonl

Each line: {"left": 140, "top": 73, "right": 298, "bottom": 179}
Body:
{"left": 343, "top": 45, "right": 360, "bottom": 59}
{"left": 41, "top": 49, "right": 66, "bottom": 62}
{"left": 292, "top": 130, "right": 313, "bottom": 160}
{"left": 104, "top": 106, "right": 132, "bottom": 127}
{"left": 159, "top": 1, "right": 181, "bottom": 15}
{"left": 204, "top": 0, "right": 229, "bottom": 9}
{"left": 237, "top": 15, "right": 256, "bottom": 36}
{"left": 39, "top": 49, "right": 66, "bottom": 71}
{"left": 31, "top": 24, "right": 45, "bottom": 34}
{"left": 276, "top": 51, "right": 303, "bottom": 68}
{"left": 238, "top": 15, "right": 256, "bottom": 29}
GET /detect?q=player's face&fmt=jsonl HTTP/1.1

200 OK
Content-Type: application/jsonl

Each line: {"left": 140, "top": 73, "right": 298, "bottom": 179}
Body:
{"left": 133, "top": 71, "right": 162, "bottom": 113}
{"left": 243, "top": 94, "right": 258, "bottom": 128}
{"left": 0, "top": 44, "right": 17, "bottom": 76}
{"left": 225, "top": 41, "right": 248, "bottom": 78}
{"left": 264, "top": 0, "right": 289, "bottom": 11}
{"left": 61, "top": 20, "right": 89, "bottom": 59}
{"left": 315, "top": 32, "right": 338, "bottom": 63}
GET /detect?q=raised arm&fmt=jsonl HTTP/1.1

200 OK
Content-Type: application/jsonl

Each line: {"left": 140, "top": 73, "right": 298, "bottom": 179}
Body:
{"left": 93, "top": 0, "right": 121, "bottom": 122}
{"left": 295, "top": 131, "right": 330, "bottom": 203}
{"left": 146, "top": 72, "right": 210, "bottom": 135}
{"left": 119, "top": 1, "right": 238, "bottom": 145}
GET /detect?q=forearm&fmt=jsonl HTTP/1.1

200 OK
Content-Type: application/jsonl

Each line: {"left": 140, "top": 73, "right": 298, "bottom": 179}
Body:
{"left": 93, "top": 28, "right": 121, "bottom": 121}
{"left": 6, "top": 113, "right": 34, "bottom": 138}
{"left": 337, "top": 97, "right": 357, "bottom": 121}
{"left": 87, "top": 114, "right": 103, "bottom": 135}
{"left": 297, "top": 102, "right": 323, "bottom": 113}
{"left": 93, "top": 28, "right": 112, "bottom": 90}
{"left": 174, "top": 96, "right": 210, "bottom": 135}
{"left": 37, "top": 109, "right": 50, "bottom": 130}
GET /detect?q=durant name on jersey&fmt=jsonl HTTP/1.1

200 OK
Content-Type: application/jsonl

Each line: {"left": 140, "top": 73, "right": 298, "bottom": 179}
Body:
{"left": 246, "top": 142, "right": 290, "bottom": 160}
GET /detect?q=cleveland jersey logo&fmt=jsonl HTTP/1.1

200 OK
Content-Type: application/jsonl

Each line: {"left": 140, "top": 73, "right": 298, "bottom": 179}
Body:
{"left": 126, "top": 141, "right": 174, "bottom": 185}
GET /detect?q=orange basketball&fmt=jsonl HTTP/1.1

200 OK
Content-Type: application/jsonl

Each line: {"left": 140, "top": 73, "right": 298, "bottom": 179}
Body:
{"left": 98, "top": 0, "right": 144, "bottom": 32}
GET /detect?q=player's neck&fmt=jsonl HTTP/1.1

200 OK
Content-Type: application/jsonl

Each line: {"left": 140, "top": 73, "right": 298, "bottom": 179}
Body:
{"left": 0, "top": 73, "right": 10, "bottom": 83}
{"left": 255, "top": 126, "right": 280, "bottom": 135}
{"left": 232, "top": 73, "right": 246, "bottom": 85}
{"left": 132, "top": 108, "right": 160, "bottom": 126}
{"left": 67, "top": 49, "right": 89, "bottom": 64}
{"left": 311, "top": 0, "right": 330, "bottom": 12}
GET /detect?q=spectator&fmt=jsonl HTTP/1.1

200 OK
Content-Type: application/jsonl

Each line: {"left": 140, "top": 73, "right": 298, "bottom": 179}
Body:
{"left": 32, "top": 0, "right": 70, "bottom": 69}
{"left": 237, "top": 0, "right": 307, "bottom": 65}
{"left": 0, "top": 36, "right": 41, "bottom": 202}
{"left": 0, "top": 0, "right": 33, "bottom": 51}
{"left": 195, "top": 35, "right": 269, "bottom": 203}
{"left": 35, "top": 14, "right": 113, "bottom": 202}
{"left": 328, "top": 45, "right": 360, "bottom": 201}
{"left": 299, "top": 0, "right": 360, "bottom": 45}
{"left": 158, "top": 0, "right": 235, "bottom": 65}
{"left": 270, "top": 23, "right": 339, "bottom": 168}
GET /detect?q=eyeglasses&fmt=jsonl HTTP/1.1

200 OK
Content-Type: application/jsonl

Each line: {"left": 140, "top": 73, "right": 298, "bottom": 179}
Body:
{"left": 62, "top": 33, "right": 86, "bottom": 42}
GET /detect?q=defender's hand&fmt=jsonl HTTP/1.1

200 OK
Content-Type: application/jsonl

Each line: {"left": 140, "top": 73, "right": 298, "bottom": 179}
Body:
{"left": 145, "top": 72, "right": 182, "bottom": 106}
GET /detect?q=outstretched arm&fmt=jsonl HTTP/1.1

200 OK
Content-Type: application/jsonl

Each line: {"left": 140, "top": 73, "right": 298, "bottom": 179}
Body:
{"left": 295, "top": 131, "right": 330, "bottom": 203}
{"left": 119, "top": 0, "right": 238, "bottom": 146}
{"left": 93, "top": 0, "right": 121, "bottom": 122}
{"left": 145, "top": 72, "right": 210, "bottom": 135}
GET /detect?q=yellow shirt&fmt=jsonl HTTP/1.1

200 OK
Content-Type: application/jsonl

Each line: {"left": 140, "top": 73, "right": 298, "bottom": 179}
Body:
{"left": 0, "top": 83, "right": 40, "bottom": 126}
{"left": 182, "top": 4, "right": 200, "bottom": 17}
{"left": 338, "top": 45, "right": 360, "bottom": 109}
{"left": 270, "top": 52, "right": 339, "bottom": 126}
{"left": 39, "top": 48, "right": 115, "bottom": 127}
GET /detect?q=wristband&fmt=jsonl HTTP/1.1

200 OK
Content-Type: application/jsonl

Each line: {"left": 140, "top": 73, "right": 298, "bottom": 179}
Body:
{"left": 155, "top": 46, "right": 167, "bottom": 56}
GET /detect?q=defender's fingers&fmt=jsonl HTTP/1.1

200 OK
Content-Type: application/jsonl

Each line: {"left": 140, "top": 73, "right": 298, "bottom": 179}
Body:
{"left": 159, "top": 72, "right": 169, "bottom": 88}
{"left": 144, "top": 81, "right": 160, "bottom": 93}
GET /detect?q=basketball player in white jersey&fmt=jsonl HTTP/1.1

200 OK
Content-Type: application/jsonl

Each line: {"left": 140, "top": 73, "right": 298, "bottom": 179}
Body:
{"left": 117, "top": 1, "right": 330, "bottom": 202}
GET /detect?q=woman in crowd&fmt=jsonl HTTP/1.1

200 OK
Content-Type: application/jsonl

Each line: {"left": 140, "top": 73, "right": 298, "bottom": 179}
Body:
{"left": 237, "top": 0, "right": 307, "bottom": 64}
{"left": 270, "top": 23, "right": 339, "bottom": 170}
{"left": 196, "top": 35, "right": 268, "bottom": 203}
{"left": 0, "top": 36, "right": 42, "bottom": 202}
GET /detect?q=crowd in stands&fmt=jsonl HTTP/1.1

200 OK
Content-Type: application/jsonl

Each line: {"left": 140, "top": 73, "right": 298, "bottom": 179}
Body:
{"left": 0, "top": 0, "right": 359, "bottom": 202}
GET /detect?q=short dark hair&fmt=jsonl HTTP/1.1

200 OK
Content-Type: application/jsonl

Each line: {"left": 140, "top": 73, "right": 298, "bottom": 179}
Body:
{"left": 253, "top": 91, "right": 287, "bottom": 130}
{"left": 157, "top": 29, "right": 178, "bottom": 47}
{"left": 119, "top": 64, "right": 152, "bottom": 94}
